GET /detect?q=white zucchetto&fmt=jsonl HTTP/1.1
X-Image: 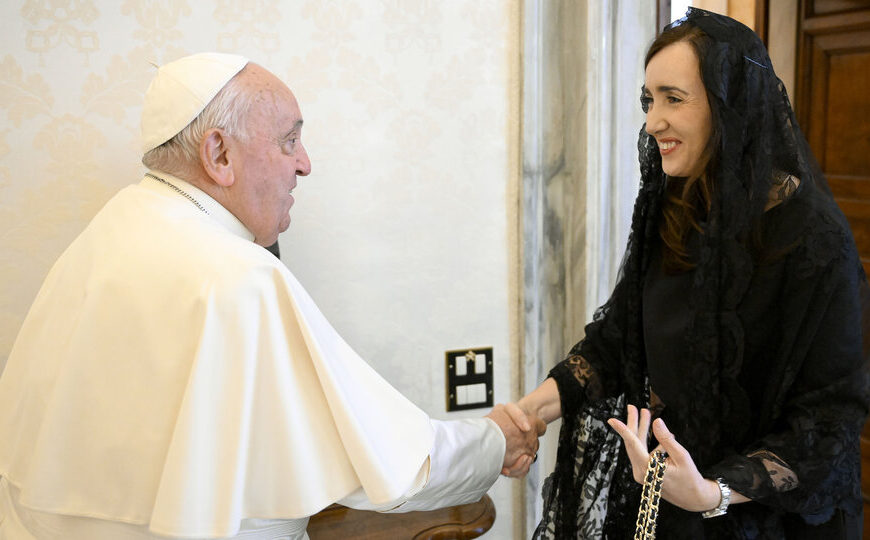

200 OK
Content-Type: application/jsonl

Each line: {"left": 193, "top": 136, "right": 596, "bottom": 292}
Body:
{"left": 141, "top": 52, "right": 249, "bottom": 154}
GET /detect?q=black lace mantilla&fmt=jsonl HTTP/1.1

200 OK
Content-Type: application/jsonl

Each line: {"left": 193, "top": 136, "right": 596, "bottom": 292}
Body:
{"left": 534, "top": 8, "right": 870, "bottom": 539}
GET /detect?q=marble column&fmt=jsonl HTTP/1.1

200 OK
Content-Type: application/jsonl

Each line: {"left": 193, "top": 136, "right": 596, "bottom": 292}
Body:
{"left": 520, "top": 1, "right": 655, "bottom": 535}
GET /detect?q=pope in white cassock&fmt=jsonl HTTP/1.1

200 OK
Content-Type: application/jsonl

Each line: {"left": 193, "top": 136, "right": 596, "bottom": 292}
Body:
{"left": 0, "top": 53, "right": 543, "bottom": 540}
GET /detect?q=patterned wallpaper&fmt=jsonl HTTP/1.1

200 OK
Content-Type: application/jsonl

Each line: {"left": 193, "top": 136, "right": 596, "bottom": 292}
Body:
{"left": 0, "top": 1, "right": 521, "bottom": 537}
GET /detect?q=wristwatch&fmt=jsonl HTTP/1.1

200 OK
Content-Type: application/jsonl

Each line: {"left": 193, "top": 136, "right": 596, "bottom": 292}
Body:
{"left": 701, "top": 478, "right": 731, "bottom": 518}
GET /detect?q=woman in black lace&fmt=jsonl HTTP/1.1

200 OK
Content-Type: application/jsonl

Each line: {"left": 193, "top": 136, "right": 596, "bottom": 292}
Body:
{"left": 517, "top": 8, "right": 870, "bottom": 539}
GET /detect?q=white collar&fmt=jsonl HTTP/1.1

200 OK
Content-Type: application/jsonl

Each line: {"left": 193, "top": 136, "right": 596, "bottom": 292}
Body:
{"left": 141, "top": 170, "right": 255, "bottom": 243}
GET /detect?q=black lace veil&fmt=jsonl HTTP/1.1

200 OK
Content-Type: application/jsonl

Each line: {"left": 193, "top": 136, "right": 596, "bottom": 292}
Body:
{"left": 535, "top": 8, "right": 870, "bottom": 538}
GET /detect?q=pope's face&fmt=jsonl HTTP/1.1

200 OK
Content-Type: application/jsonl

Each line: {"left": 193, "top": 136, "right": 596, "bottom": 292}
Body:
{"left": 227, "top": 65, "right": 311, "bottom": 247}
{"left": 643, "top": 41, "right": 713, "bottom": 179}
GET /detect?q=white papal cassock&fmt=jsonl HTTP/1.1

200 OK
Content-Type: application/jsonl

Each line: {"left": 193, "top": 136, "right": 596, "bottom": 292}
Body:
{"left": 0, "top": 173, "right": 504, "bottom": 539}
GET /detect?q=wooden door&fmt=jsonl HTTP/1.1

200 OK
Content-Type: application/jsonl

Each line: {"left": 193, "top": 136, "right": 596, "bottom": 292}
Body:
{"left": 795, "top": 0, "right": 870, "bottom": 532}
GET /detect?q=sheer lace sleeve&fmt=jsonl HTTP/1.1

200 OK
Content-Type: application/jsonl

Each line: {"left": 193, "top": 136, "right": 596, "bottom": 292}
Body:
{"left": 539, "top": 346, "right": 629, "bottom": 539}
{"left": 705, "top": 232, "right": 870, "bottom": 521}
{"left": 548, "top": 351, "right": 607, "bottom": 418}
{"left": 764, "top": 171, "right": 800, "bottom": 211}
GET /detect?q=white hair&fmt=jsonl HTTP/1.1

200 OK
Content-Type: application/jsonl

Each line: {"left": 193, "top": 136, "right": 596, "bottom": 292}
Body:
{"left": 141, "top": 66, "right": 254, "bottom": 175}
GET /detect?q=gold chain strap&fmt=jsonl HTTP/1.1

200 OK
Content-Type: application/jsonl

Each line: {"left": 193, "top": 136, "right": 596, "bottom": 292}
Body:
{"left": 634, "top": 450, "right": 667, "bottom": 540}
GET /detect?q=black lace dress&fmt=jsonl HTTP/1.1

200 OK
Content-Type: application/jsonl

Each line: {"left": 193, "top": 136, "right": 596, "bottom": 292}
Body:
{"left": 533, "top": 8, "right": 870, "bottom": 540}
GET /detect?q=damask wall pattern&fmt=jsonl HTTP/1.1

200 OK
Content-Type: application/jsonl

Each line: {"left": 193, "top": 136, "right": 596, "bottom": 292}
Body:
{"left": 0, "top": 1, "right": 521, "bottom": 537}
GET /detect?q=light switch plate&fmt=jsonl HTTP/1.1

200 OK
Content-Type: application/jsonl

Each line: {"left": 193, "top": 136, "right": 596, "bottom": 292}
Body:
{"left": 445, "top": 347, "right": 493, "bottom": 411}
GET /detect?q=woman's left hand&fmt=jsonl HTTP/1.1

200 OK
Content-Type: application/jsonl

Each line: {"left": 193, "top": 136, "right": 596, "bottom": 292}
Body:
{"left": 607, "top": 404, "right": 721, "bottom": 512}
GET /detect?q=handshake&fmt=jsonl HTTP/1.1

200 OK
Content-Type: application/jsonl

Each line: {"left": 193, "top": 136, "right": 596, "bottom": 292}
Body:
{"left": 486, "top": 403, "right": 547, "bottom": 478}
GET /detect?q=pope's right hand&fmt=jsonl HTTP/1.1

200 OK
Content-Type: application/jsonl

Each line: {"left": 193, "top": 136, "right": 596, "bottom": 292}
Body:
{"left": 486, "top": 402, "right": 546, "bottom": 477}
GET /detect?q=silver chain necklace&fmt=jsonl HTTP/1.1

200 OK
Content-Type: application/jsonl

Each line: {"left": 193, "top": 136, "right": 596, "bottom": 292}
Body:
{"left": 145, "top": 172, "right": 210, "bottom": 215}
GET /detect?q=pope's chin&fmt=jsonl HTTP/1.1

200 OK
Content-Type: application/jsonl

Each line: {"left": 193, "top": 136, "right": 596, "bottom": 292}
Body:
{"left": 278, "top": 213, "right": 292, "bottom": 233}
{"left": 254, "top": 222, "right": 287, "bottom": 247}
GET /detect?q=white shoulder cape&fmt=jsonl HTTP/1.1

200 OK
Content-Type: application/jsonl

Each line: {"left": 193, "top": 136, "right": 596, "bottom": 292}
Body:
{"left": 0, "top": 174, "right": 434, "bottom": 538}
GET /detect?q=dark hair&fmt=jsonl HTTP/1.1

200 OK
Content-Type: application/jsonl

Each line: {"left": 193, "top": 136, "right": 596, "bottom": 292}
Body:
{"left": 645, "top": 23, "right": 722, "bottom": 272}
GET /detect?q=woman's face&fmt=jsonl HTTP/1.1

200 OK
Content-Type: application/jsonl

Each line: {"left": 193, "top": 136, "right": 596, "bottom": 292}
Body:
{"left": 643, "top": 41, "right": 713, "bottom": 179}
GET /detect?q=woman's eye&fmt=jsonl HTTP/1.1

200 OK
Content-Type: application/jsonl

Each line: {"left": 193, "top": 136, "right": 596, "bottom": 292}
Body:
{"left": 667, "top": 96, "right": 682, "bottom": 104}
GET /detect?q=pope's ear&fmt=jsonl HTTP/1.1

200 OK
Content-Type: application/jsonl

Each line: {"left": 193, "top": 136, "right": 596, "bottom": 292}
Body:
{"left": 200, "top": 128, "right": 234, "bottom": 188}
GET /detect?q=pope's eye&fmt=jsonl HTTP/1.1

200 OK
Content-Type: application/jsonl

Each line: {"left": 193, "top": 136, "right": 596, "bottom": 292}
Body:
{"left": 280, "top": 138, "right": 298, "bottom": 154}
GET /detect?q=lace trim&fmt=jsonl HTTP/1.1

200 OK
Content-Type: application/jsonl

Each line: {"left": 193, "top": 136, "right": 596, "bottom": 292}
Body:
{"left": 564, "top": 354, "right": 605, "bottom": 402}
{"left": 747, "top": 449, "right": 799, "bottom": 492}
{"left": 765, "top": 171, "right": 800, "bottom": 211}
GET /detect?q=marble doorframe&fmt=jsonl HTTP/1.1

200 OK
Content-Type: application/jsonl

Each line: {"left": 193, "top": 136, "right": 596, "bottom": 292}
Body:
{"left": 519, "top": 1, "right": 655, "bottom": 535}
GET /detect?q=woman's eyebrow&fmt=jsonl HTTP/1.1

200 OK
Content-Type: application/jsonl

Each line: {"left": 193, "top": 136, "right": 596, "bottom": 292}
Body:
{"left": 651, "top": 85, "right": 689, "bottom": 95}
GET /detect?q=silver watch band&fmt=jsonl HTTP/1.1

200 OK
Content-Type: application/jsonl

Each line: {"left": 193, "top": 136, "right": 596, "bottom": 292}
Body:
{"left": 701, "top": 477, "right": 731, "bottom": 518}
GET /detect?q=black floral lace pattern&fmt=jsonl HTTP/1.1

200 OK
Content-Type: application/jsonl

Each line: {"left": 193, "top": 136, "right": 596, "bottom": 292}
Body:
{"left": 534, "top": 8, "right": 870, "bottom": 539}
{"left": 534, "top": 392, "right": 624, "bottom": 539}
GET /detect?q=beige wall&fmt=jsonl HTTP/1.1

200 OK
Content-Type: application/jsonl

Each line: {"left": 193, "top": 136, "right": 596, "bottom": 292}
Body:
{"left": 768, "top": 0, "right": 798, "bottom": 101}
{"left": 728, "top": 0, "right": 756, "bottom": 28}
{"left": 692, "top": 0, "right": 754, "bottom": 27}
{"left": 0, "top": 1, "right": 521, "bottom": 537}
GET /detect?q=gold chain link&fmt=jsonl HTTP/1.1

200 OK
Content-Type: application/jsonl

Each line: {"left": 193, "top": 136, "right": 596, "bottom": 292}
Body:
{"left": 634, "top": 450, "right": 667, "bottom": 540}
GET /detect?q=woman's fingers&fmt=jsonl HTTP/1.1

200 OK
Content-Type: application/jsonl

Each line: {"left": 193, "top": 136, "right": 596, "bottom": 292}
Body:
{"left": 626, "top": 404, "right": 638, "bottom": 432}
{"left": 647, "top": 418, "right": 720, "bottom": 511}
{"left": 503, "top": 401, "right": 531, "bottom": 432}
{"left": 607, "top": 417, "right": 649, "bottom": 457}
{"left": 608, "top": 406, "right": 657, "bottom": 484}
{"left": 638, "top": 407, "right": 652, "bottom": 445}
{"left": 621, "top": 404, "right": 651, "bottom": 441}
{"left": 652, "top": 418, "right": 689, "bottom": 463}
{"left": 608, "top": 405, "right": 651, "bottom": 452}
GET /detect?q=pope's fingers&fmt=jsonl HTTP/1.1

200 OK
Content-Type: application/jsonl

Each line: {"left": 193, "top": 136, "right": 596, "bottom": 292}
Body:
{"left": 502, "top": 454, "right": 532, "bottom": 477}
{"left": 501, "top": 454, "right": 523, "bottom": 475}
